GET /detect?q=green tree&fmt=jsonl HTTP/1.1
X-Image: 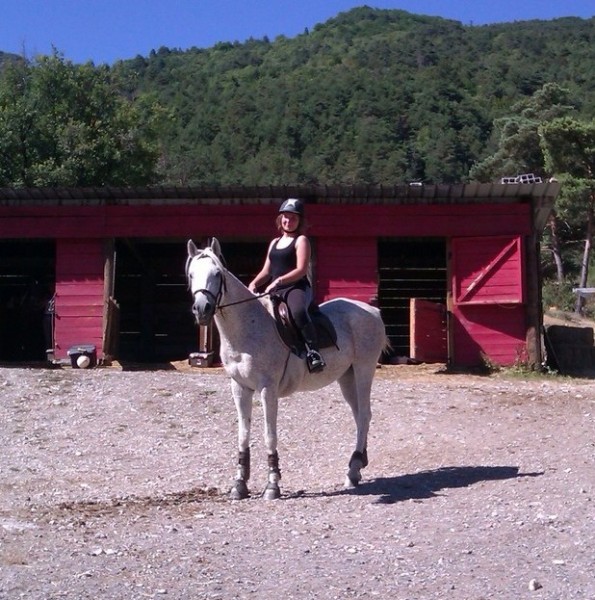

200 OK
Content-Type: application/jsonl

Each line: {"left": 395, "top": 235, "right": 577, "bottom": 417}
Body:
{"left": 469, "top": 83, "right": 580, "bottom": 284}
{"left": 540, "top": 117, "right": 595, "bottom": 311}
{"left": 0, "top": 51, "right": 159, "bottom": 187}
{"left": 469, "top": 83, "right": 577, "bottom": 182}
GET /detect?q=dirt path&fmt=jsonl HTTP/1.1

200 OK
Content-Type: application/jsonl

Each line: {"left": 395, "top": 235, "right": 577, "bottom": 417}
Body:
{"left": 1, "top": 365, "right": 594, "bottom": 599}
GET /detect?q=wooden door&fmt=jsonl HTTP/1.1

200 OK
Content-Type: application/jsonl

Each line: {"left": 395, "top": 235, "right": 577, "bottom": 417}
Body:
{"left": 410, "top": 298, "right": 447, "bottom": 363}
{"left": 450, "top": 236, "right": 526, "bottom": 367}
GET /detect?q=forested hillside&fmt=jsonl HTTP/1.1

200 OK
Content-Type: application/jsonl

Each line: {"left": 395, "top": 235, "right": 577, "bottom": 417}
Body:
{"left": 110, "top": 7, "right": 594, "bottom": 185}
{"left": 1, "top": 8, "right": 594, "bottom": 186}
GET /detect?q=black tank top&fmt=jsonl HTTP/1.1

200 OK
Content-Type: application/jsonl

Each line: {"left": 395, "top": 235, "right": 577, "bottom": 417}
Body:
{"left": 269, "top": 237, "right": 309, "bottom": 289}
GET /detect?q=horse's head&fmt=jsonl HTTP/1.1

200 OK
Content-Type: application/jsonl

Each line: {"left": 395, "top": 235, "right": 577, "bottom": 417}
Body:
{"left": 186, "top": 238, "right": 225, "bottom": 325}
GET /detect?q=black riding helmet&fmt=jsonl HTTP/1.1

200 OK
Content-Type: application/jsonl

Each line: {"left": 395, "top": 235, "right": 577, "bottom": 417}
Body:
{"left": 278, "top": 198, "right": 305, "bottom": 217}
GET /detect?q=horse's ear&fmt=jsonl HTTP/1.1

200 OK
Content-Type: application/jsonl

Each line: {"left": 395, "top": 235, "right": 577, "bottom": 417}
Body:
{"left": 187, "top": 239, "right": 199, "bottom": 257}
{"left": 209, "top": 237, "right": 227, "bottom": 268}
{"left": 210, "top": 237, "right": 223, "bottom": 259}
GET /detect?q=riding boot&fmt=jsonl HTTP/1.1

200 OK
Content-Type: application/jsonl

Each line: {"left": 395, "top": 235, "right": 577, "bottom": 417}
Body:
{"left": 300, "top": 322, "right": 326, "bottom": 373}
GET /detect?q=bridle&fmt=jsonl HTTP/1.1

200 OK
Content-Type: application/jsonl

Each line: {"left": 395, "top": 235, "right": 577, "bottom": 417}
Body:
{"left": 192, "top": 282, "right": 223, "bottom": 309}
{"left": 187, "top": 251, "right": 225, "bottom": 309}
{"left": 187, "top": 250, "right": 268, "bottom": 313}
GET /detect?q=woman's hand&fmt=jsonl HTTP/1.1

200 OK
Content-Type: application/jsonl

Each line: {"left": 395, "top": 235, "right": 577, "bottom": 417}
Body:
{"left": 265, "top": 277, "right": 284, "bottom": 294}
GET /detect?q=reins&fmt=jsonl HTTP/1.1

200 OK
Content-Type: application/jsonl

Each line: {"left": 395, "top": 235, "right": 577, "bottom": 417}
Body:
{"left": 219, "top": 292, "right": 270, "bottom": 309}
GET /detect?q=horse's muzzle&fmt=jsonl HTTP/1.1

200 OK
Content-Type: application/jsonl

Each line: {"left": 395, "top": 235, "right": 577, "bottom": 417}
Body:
{"left": 192, "top": 296, "right": 215, "bottom": 325}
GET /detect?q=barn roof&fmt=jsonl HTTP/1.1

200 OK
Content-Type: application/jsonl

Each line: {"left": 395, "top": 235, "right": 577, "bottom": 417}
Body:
{"left": 0, "top": 180, "right": 560, "bottom": 230}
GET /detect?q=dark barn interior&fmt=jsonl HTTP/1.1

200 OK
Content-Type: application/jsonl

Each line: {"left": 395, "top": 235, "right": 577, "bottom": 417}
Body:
{"left": 0, "top": 240, "right": 56, "bottom": 362}
{"left": 378, "top": 238, "right": 447, "bottom": 359}
{"left": 113, "top": 239, "right": 267, "bottom": 363}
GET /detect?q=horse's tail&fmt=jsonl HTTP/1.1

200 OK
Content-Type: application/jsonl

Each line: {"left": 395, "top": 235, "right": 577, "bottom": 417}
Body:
{"left": 371, "top": 305, "right": 392, "bottom": 357}
{"left": 382, "top": 335, "right": 392, "bottom": 355}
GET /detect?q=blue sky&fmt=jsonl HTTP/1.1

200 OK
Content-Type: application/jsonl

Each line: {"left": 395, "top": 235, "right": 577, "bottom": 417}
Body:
{"left": 2, "top": 0, "right": 594, "bottom": 65}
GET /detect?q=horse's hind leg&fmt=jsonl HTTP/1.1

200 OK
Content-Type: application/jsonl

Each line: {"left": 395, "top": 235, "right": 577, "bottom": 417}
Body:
{"left": 230, "top": 380, "right": 253, "bottom": 500}
{"left": 338, "top": 365, "right": 373, "bottom": 488}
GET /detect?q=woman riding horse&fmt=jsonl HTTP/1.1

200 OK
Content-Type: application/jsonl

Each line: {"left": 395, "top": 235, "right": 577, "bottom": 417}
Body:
{"left": 187, "top": 237, "right": 387, "bottom": 499}
{"left": 248, "top": 198, "right": 325, "bottom": 373}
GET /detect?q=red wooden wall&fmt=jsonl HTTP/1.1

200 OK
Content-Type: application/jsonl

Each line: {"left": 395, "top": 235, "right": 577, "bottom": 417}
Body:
{"left": 315, "top": 237, "right": 377, "bottom": 303}
{"left": 54, "top": 239, "right": 104, "bottom": 359}
{"left": 0, "top": 203, "right": 531, "bottom": 239}
{"left": 451, "top": 305, "right": 527, "bottom": 366}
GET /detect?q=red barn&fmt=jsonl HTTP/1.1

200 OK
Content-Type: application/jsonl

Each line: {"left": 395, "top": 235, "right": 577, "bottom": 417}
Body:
{"left": 0, "top": 182, "right": 559, "bottom": 368}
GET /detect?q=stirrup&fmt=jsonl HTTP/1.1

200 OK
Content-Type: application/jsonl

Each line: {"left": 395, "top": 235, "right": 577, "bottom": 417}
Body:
{"left": 306, "top": 350, "right": 325, "bottom": 373}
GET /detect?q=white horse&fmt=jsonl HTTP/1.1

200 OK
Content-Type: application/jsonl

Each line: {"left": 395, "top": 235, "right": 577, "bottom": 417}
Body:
{"left": 186, "top": 238, "right": 388, "bottom": 500}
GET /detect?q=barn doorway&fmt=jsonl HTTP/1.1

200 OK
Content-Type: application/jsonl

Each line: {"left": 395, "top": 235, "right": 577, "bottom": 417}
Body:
{"left": 378, "top": 238, "right": 447, "bottom": 361}
{"left": 114, "top": 239, "right": 195, "bottom": 362}
{"left": 0, "top": 240, "right": 56, "bottom": 362}
{"left": 113, "top": 238, "right": 267, "bottom": 363}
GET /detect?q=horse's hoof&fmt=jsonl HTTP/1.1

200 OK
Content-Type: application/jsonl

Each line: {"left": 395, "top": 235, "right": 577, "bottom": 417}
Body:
{"left": 230, "top": 480, "right": 249, "bottom": 500}
{"left": 345, "top": 474, "right": 361, "bottom": 489}
{"left": 263, "top": 483, "right": 281, "bottom": 500}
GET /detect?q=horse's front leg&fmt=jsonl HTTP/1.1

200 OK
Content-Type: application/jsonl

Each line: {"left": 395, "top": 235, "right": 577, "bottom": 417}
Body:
{"left": 260, "top": 386, "right": 281, "bottom": 500}
{"left": 230, "top": 379, "right": 253, "bottom": 500}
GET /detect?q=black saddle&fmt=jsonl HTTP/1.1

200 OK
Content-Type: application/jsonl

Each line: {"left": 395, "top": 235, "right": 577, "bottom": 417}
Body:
{"left": 271, "top": 294, "right": 338, "bottom": 358}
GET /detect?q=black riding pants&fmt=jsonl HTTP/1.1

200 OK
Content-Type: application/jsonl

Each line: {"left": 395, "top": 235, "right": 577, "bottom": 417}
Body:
{"left": 282, "top": 285, "right": 313, "bottom": 330}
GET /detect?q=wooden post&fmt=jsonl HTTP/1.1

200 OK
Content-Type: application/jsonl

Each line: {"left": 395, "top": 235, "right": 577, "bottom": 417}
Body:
{"left": 102, "top": 238, "right": 117, "bottom": 361}
{"left": 524, "top": 233, "right": 543, "bottom": 369}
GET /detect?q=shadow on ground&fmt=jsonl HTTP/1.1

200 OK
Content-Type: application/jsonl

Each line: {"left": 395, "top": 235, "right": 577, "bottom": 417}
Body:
{"left": 45, "top": 467, "right": 544, "bottom": 511}
{"left": 287, "top": 465, "right": 543, "bottom": 504}
{"left": 361, "top": 465, "right": 543, "bottom": 504}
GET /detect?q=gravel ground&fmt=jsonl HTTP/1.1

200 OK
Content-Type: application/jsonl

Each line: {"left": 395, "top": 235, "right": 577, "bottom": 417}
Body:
{"left": 1, "top": 363, "right": 594, "bottom": 600}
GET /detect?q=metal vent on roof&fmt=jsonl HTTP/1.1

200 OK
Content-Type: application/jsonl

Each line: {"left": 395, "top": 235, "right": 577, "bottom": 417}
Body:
{"left": 501, "top": 173, "right": 543, "bottom": 184}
